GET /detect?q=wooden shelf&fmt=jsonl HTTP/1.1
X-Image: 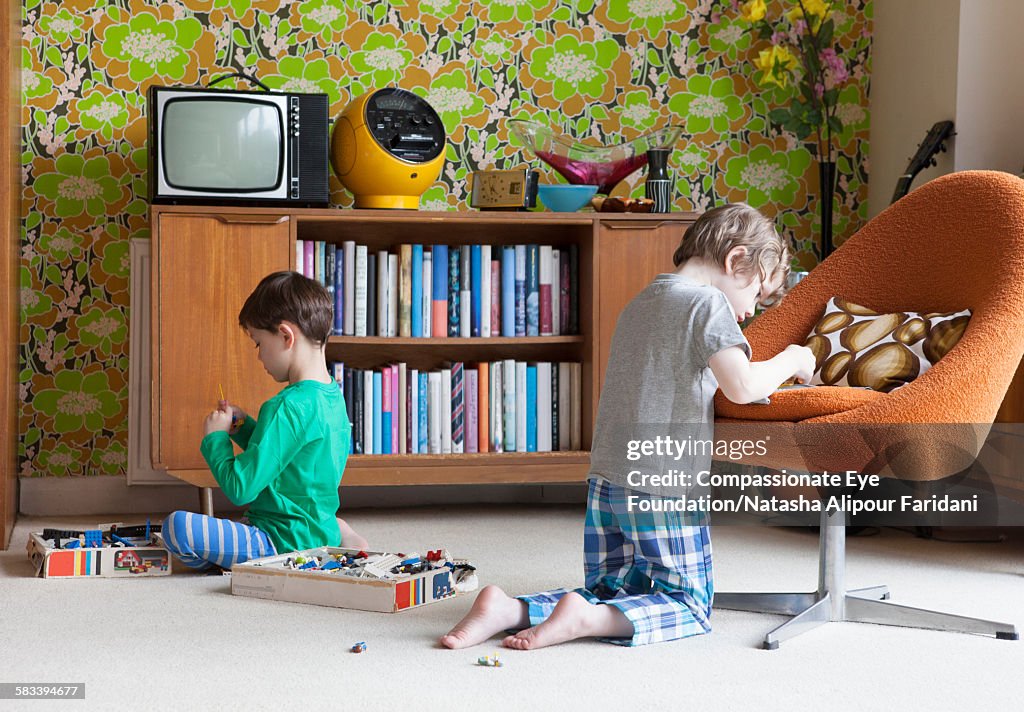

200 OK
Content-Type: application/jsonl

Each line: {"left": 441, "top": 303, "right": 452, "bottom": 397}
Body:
{"left": 346, "top": 451, "right": 589, "bottom": 467}
{"left": 328, "top": 335, "right": 584, "bottom": 346}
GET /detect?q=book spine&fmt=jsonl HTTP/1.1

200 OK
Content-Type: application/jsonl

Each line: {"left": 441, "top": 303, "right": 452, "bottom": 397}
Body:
{"left": 515, "top": 245, "right": 526, "bottom": 337}
{"left": 332, "top": 244, "right": 344, "bottom": 336}
{"left": 441, "top": 367, "right": 452, "bottom": 454}
{"left": 448, "top": 246, "right": 460, "bottom": 337}
{"left": 526, "top": 244, "right": 539, "bottom": 336}
{"left": 491, "top": 360, "right": 503, "bottom": 453}
{"left": 381, "top": 367, "right": 392, "bottom": 455}
{"left": 354, "top": 245, "right": 367, "bottom": 337}
{"left": 419, "top": 371, "right": 429, "bottom": 454}
{"left": 409, "top": 367, "right": 418, "bottom": 454}
{"left": 431, "top": 244, "right": 448, "bottom": 339}
{"left": 503, "top": 358, "right": 516, "bottom": 452}
{"left": 470, "top": 244, "right": 482, "bottom": 338}
{"left": 304, "top": 240, "right": 315, "bottom": 279}
{"left": 325, "top": 243, "right": 337, "bottom": 332}
{"left": 477, "top": 361, "right": 489, "bottom": 453}
{"left": 411, "top": 244, "right": 423, "bottom": 338}
{"left": 343, "top": 366, "right": 354, "bottom": 452}
{"left": 362, "top": 370, "right": 372, "bottom": 455}
{"left": 398, "top": 362, "right": 407, "bottom": 455}
{"left": 451, "top": 361, "right": 464, "bottom": 454}
{"left": 501, "top": 246, "right": 515, "bottom": 337}
{"left": 428, "top": 371, "right": 441, "bottom": 454}
{"left": 570, "top": 362, "right": 582, "bottom": 451}
{"left": 295, "top": 239, "right": 304, "bottom": 276}
{"left": 466, "top": 368, "right": 478, "bottom": 454}
{"left": 366, "top": 252, "right": 376, "bottom": 338}
{"left": 551, "top": 249, "right": 560, "bottom": 336}
{"left": 315, "top": 240, "right": 324, "bottom": 284}
{"left": 372, "top": 370, "right": 383, "bottom": 455}
{"left": 399, "top": 244, "right": 412, "bottom": 338}
{"left": 516, "top": 361, "right": 527, "bottom": 452}
{"left": 526, "top": 364, "right": 537, "bottom": 452}
{"left": 353, "top": 368, "right": 364, "bottom": 454}
{"left": 377, "top": 250, "right": 389, "bottom": 337}
{"left": 343, "top": 240, "right": 355, "bottom": 335}
{"left": 387, "top": 253, "right": 398, "bottom": 338}
{"left": 537, "top": 362, "right": 551, "bottom": 452}
{"left": 460, "top": 245, "right": 471, "bottom": 338}
{"left": 539, "top": 245, "right": 552, "bottom": 337}
{"left": 422, "top": 251, "right": 433, "bottom": 338}
{"left": 559, "top": 248, "right": 569, "bottom": 337}
{"left": 480, "top": 245, "right": 491, "bottom": 338}
{"left": 550, "top": 362, "right": 559, "bottom": 451}
{"left": 391, "top": 364, "right": 400, "bottom": 453}
{"left": 558, "top": 362, "right": 570, "bottom": 451}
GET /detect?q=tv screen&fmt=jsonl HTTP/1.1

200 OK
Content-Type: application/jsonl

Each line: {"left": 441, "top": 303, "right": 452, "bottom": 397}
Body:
{"left": 162, "top": 99, "right": 282, "bottom": 191}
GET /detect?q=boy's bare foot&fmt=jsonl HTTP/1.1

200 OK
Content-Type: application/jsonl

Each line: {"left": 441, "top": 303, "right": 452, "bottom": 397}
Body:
{"left": 502, "top": 592, "right": 633, "bottom": 650}
{"left": 440, "top": 585, "right": 529, "bottom": 649}
{"left": 336, "top": 517, "right": 368, "bottom": 550}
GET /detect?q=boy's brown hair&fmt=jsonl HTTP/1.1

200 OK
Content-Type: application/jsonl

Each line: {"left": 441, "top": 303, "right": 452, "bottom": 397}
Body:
{"left": 238, "top": 271, "right": 333, "bottom": 346}
{"left": 673, "top": 203, "right": 791, "bottom": 301}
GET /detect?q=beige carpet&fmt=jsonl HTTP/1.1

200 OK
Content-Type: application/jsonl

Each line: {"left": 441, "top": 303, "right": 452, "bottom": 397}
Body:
{"left": 2, "top": 505, "right": 1022, "bottom": 711}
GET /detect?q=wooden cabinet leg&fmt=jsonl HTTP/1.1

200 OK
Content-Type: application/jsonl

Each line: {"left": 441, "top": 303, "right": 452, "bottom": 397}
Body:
{"left": 199, "top": 487, "right": 215, "bottom": 517}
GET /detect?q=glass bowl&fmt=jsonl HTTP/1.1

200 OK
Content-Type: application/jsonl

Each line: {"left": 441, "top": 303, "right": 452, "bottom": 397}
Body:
{"left": 508, "top": 119, "right": 683, "bottom": 195}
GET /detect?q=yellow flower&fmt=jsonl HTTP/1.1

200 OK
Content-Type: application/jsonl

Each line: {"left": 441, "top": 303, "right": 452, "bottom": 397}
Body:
{"left": 753, "top": 45, "right": 797, "bottom": 88}
{"left": 740, "top": 0, "right": 767, "bottom": 22}
{"left": 786, "top": 0, "right": 831, "bottom": 27}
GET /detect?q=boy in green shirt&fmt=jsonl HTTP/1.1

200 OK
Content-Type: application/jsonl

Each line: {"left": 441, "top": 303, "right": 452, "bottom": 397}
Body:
{"left": 162, "top": 271, "right": 366, "bottom": 570}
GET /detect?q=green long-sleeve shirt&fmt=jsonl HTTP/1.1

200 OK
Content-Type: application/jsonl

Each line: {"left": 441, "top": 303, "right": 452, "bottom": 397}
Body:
{"left": 200, "top": 380, "right": 351, "bottom": 553}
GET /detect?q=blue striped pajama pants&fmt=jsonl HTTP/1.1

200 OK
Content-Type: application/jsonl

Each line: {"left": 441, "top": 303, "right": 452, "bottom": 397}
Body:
{"left": 517, "top": 477, "right": 713, "bottom": 646}
{"left": 162, "top": 511, "right": 276, "bottom": 571}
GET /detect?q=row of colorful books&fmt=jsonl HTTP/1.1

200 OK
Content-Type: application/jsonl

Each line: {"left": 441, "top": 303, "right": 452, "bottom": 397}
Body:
{"left": 298, "top": 241, "right": 580, "bottom": 338}
{"left": 329, "top": 361, "right": 583, "bottom": 455}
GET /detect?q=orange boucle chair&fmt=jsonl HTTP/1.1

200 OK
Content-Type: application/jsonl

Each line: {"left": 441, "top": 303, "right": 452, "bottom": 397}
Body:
{"left": 712, "top": 170, "right": 1024, "bottom": 648}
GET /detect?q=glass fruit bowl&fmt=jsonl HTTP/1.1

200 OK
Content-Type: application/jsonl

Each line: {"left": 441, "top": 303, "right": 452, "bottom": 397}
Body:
{"left": 508, "top": 119, "right": 683, "bottom": 195}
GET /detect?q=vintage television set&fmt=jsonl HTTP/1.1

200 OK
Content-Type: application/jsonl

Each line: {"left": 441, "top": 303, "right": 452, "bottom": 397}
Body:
{"left": 148, "top": 81, "right": 330, "bottom": 207}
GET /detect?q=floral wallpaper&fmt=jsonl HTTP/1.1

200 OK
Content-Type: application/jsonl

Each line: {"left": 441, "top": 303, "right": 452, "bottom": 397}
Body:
{"left": 19, "top": 0, "right": 872, "bottom": 477}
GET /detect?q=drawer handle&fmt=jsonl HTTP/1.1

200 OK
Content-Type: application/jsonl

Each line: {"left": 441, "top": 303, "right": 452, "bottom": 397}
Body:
{"left": 602, "top": 221, "right": 673, "bottom": 230}
{"left": 215, "top": 215, "right": 289, "bottom": 225}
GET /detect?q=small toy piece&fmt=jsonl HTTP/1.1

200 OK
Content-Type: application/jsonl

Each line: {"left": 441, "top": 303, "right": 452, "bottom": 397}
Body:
{"left": 477, "top": 652, "right": 503, "bottom": 667}
{"left": 350, "top": 641, "right": 367, "bottom": 653}
{"left": 84, "top": 530, "right": 103, "bottom": 548}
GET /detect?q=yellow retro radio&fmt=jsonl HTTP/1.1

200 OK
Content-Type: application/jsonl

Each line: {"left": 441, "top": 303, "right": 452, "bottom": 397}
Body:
{"left": 331, "top": 88, "right": 446, "bottom": 209}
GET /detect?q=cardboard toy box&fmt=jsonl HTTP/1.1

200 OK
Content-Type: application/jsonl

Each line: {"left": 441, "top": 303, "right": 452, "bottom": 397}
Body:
{"left": 27, "top": 529, "right": 171, "bottom": 579}
{"left": 231, "top": 547, "right": 476, "bottom": 613}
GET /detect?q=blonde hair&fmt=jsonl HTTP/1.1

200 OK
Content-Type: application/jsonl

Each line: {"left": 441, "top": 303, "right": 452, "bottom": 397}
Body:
{"left": 673, "top": 203, "right": 790, "bottom": 300}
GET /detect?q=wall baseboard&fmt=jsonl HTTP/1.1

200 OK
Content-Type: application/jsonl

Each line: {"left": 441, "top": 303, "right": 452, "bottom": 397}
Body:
{"left": 19, "top": 476, "right": 587, "bottom": 517}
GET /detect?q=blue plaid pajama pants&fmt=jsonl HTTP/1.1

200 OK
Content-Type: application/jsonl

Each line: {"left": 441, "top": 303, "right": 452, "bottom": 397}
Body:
{"left": 162, "top": 510, "right": 277, "bottom": 571}
{"left": 517, "top": 477, "right": 713, "bottom": 646}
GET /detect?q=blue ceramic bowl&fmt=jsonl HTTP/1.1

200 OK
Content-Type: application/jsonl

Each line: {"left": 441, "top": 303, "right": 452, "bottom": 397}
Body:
{"left": 537, "top": 184, "right": 598, "bottom": 212}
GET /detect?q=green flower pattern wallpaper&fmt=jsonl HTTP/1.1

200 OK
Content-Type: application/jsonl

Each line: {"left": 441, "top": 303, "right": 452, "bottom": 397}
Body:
{"left": 19, "top": 0, "right": 872, "bottom": 477}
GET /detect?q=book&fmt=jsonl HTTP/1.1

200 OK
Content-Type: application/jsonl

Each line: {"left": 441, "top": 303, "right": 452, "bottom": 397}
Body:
{"left": 422, "top": 251, "right": 433, "bottom": 338}
{"left": 377, "top": 250, "right": 389, "bottom": 337}
{"left": 331, "top": 243, "right": 343, "bottom": 336}
{"left": 551, "top": 249, "right": 560, "bottom": 336}
{"left": 353, "top": 368, "right": 365, "bottom": 454}
{"left": 354, "top": 245, "right": 368, "bottom": 337}
{"left": 418, "top": 371, "right": 429, "bottom": 454}
{"left": 466, "top": 367, "right": 478, "bottom": 454}
{"left": 503, "top": 358, "right": 516, "bottom": 452}
{"left": 381, "top": 366, "right": 392, "bottom": 455}
{"left": 387, "top": 253, "right": 398, "bottom": 338}
{"left": 526, "top": 244, "right": 539, "bottom": 336}
{"left": 569, "top": 244, "right": 579, "bottom": 335}
{"left": 559, "top": 248, "right": 569, "bottom": 336}
{"left": 501, "top": 246, "right": 515, "bottom": 337}
{"left": 460, "top": 245, "right": 471, "bottom": 338}
{"left": 295, "top": 240, "right": 304, "bottom": 277}
{"left": 441, "top": 367, "right": 452, "bottom": 454}
{"left": 304, "top": 240, "right": 314, "bottom": 280}
{"left": 526, "top": 363, "right": 537, "bottom": 452}
{"left": 343, "top": 240, "right": 356, "bottom": 335}
{"left": 372, "top": 370, "right": 383, "bottom": 455}
{"left": 570, "top": 362, "right": 582, "bottom": 450}
{"left": 491, "top": 360, "right": 503, "bottom": 453}
{"left": 411, "top": 244, "right": 423, "bottom": 338}
{"left": 409, "top": 367, "right": 418, "bottom": 454}
{"left": 515, "top": 245, "right": 526, "bottom": 337}
{"left": 363, "top": 370, "right": 373, "bottom": 455}
{"left": 477, "top": 361, "right": 489, "bottom": 454}
{"left": 550, "top": 362, "right": 559, "bottom": 451}
{"left": 366, "top": 252, "right": 377, "bottom": 338}
{"left": 516, "top": 360, "right": 527, "bottom": 452}
{"left": 315, "top": 240, "right": 324, "bottom": 284}
{"left": 428, "top": 371, "right": 441, "bottom": 454}
{"left": 539, "top": 245, "right": 552, "bottom": 337}
{"left": 558, "top": 362, "right": 570, "bottom": 452}
{"left": 391, "top": 364, "right": 399, "bottom": 454}
{"left": 470, "top": 244, "right": 482, "bottom": 337}
{"left": 343, "top": 365, "right": 354, "bottom": 452}
{"left": 448, "top": 246, "right": 460, "bottom": 337}
{"left": 431, "top": 244, "right": 448, "bottom": 338}
{"left": 451, "top": 361, "right": 464, "bottom": 454}
{"left": 398, "top": 362, "right": 407, "bottom": 454}
{"left": 399, "top": 244, "right": 412, "bottom": 337}
{"left": 326, "top": 243, "right": 337, "bottom": 333}
{"left": 537, "top": 362, "right": 551, "bottom": 452}
{"left": 480, "top": 245, "right": 491, "bottom": 338}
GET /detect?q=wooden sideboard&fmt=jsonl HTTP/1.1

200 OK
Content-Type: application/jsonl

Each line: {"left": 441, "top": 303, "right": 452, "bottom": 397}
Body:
{"left": 149, "top": 205, "right": 697, "bottom": 494}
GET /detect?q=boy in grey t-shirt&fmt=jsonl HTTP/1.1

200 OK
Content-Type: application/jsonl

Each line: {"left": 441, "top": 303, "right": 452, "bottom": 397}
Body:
{"left": 441, "top": 204, "right": 816, "bottom": 649}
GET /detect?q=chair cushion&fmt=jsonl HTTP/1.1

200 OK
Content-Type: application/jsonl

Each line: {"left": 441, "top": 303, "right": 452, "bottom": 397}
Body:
{"left": 804, "top": 297, "right": 970, "bottom": 392}
{"left": 714, "top": 385, "right": 885, "bottom": 422}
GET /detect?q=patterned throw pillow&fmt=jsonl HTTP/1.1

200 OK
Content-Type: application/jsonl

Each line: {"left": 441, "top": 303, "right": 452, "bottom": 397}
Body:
{"left": 805, "top": 298, "right": 971, "bottom": 392}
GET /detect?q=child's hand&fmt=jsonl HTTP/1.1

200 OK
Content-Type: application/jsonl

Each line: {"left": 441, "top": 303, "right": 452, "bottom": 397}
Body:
{"left": 786, "top": 344, "right": 817, "bottom": 384}
{"left": 204, "top": 404, "right": 233, "bottom": 435}
{"left": 219, "top": 400, "right": 247, "bottom": 435}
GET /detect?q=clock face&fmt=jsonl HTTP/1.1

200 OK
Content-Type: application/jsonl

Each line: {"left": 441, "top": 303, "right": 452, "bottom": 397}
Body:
{"left": 364, "top": 88, "right": 445, "bottom": 163}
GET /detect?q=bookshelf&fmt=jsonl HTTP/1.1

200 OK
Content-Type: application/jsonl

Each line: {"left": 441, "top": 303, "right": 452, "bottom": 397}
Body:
{"left": 148, "top": 205, "right": 697, "bottom": 498}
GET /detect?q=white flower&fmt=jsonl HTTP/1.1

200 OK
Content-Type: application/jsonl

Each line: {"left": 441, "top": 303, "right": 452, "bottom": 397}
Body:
{"left": 306, "top": 4, "right": 342, "bottom": 25}
{"left": 622, "top": 103, "right": 656, "bottom": 125}
{"left": 48, "top": 17, "right": 78, "bottom": 35}
{"left": 121, "top": 29, "right": 179, "bottom": 64}
{"left": 57, "top": 176, "right": 103, "bottom": 201}
{"left": 627, "top": 0, "right": 677, "bottom": 19}
{"left": 57, "top": 391, "right": 101, "bottom": 416}
{"left": 835, "top": 103, "right": 865, "bottom": 127}
{"left": 679, "top": 150, "right": 703, "bottom": 167}
{"left": 22, "top": 68, "right": 40, "bottom": 92}
{"left": 740, "top": 160, "right": 790, "bottom": 192}
{"left": 546, "top": 51, "right": 599, "bottom": 84}
{"left": 282, "top": 78, "right": 321, "bottom": 94}
{"left": 84, "top": 316, "right": 120, "bottom": 339}
{"left": 47, "top": 234, "right": 76, "bottom": 253}
{"left": 714, "top": 24, "right": 743, "bottom": 44}
{"left": 688, "top": 95, "right": 726, "bottom": 119}
{"left": 428, "top": 86, "right": 474, "bottom": 113}
{"left": 83, "top": 100, "right": 121, "bottom": 123}
{"left": 365, "top": 47, "right": 406, "bottom": 71}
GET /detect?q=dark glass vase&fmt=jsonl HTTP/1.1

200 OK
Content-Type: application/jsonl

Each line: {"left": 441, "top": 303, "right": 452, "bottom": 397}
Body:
{"left": 819, "top": 160, "right": 836, "bottom": 261}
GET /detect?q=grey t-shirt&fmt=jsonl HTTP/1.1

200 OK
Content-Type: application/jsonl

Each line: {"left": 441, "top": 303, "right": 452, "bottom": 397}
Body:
{"left": 589, "top": 273, "right": 750, "bottom": 497}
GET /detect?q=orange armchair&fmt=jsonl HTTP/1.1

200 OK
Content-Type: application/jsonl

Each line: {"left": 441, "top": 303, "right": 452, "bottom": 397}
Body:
{"left": 712, "top": 170, "right": 1024, "bottom": 648}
